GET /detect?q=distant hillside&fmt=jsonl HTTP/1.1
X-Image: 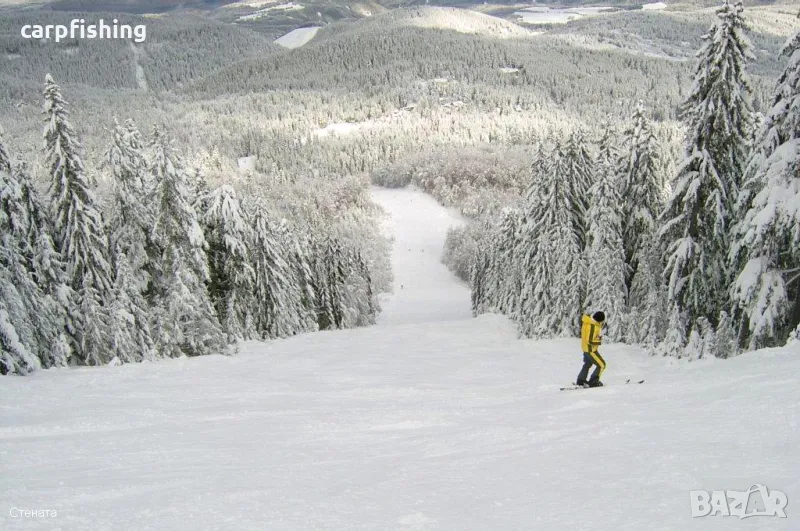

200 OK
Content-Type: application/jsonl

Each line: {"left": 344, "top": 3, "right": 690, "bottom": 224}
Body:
{"left": 0, "top": 11, "right": 280, "bottom": 98}
{"left": 46, "top": 0, "right": 241, "bottom": 13}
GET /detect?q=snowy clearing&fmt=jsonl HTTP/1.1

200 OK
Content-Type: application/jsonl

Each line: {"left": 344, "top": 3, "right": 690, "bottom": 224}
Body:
{"left": 514, "top": 6, "right": 615, "bottom": 25}
{"left": 1, "top": 187, "right": 798, "bottom": 530}
{"left": 642, "top": 2, "right": 668, "bottom": 11}
{"left": 400, "top": 7, "right": 534, "bottom": 39}
{"left": 274, "top": 26, "right": 321, "bottom": 49}
{"left": 238, "top": 3, "right": 304, "bottom": 21}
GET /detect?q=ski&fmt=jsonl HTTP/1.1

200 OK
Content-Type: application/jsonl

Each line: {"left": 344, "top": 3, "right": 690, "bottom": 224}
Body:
{"left": 560, "top": 379, "right": 644, "bottom": 391}
{"left": 559, "top": 384, "right": 589, "bottom": 391}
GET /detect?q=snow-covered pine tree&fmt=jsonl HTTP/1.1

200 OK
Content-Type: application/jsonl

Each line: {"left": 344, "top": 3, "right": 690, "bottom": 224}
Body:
{"left": 475, "top": 208, "right": 521, "bottom": 317}
{"left": 1, "top": 162, "right": 69, "bottom": 372}
{"left": 10, "top": 160, "right": 72, "bottom": 369}
{"left": 585, "top": 130, "right": 627, "bottom": 341}
{"left": 43, "top": 75, "right": 112, "bottom": 366}
{"left": 0, "top": 131, "right": 41, "bottom": 374}
{"left": 730, "top": 31, "right": 800, "bottom": 350}
{"left": 314, "top": 237, "right": 347, "bottom": 331}
{"left": 517, "top": 145, "right": 584, "bottom": 338}
{"left": 658, "top": 303, "right": 687, "bottom": 358}
{"left": 617, "top": 102, "right": 667, "bottom": 291}
{"left": 659, "top": 1, "right": 754, "bottom": 329}
{"left": 0, "top": 277, "right": 40, "bottom": 375}
{"left": 148, "top": 126, "right": 227, "bottom": 358}
{"left": 354, "top": 250, "right": 377, "bottom": 325}
{"left": 202, "top": 185, "right": 257, "bottom": 341}
{"left": 107, "top": 118, "right": 154, "bottom": 292}
{"left": 341, "top": 249, "right": 376, "bottom": 328}
{"left": 109, "top": 247, "right": 155, "bottom": 364}
{"left": 470, "top": 247, "right": 490, "bottom": 316}
{"left": 284, "top": 230, "right": 319, "bottom": 333}
{"left": 787, "top": 323, "right": 800, "bottom": 346}
{"left": 695, "top": 317, "right": 718, "bottom": 359}
{"left": 492, "top": 207, "right": 523, "bottom": 317}
{"left": 560, "top": 129, "right": 595, "bottom": 252}
{"left": 686, "top": 328, "right": 703, "bottom": 360}
{"left": 627, "top": 240, "right": 668, "bottom": 345}
{"left": 715, "top": 311, "right": 738, "bottom": 358}
{"left": 249, "top": 205, "right": 307, "bottom": 339}
{"left": 0, "top": 125, "right": 9, "bottom": 172}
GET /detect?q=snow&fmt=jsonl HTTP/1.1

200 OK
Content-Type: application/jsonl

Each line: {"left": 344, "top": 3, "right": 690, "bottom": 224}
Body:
{"left": 515, "top": 10, "right": 579, "bottom": 25}
{"left": 274, "top": 26, "right": 321, "bottom": 49}
{"left": 401, "top": 7, "right": 534, "bottom": 39}
{"left": 372, "top": 186, "right": 472, "bottom": 325}
{"left": 313, "top": 121, "right": 369, "bottom": 138}
{"left": 238, "top": 3, "right": 304, "bottom": 21}
{"left": 514, "top": 6, "right": 615, "bottom": 25}
{"left": 1, "top": 187, "right": 799, "bottom": 530}
{"left": 642, "top": 2, "right": 668, "bottom": 11}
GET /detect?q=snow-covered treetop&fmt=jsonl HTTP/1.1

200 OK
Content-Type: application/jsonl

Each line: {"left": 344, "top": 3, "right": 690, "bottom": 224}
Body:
{"left": 680, "top": 0, "right": 753, "bottom": 165}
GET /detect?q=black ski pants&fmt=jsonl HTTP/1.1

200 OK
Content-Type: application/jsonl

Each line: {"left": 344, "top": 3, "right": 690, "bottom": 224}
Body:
{"left": 577, "top": 351, "right": 606, "bottom": 384}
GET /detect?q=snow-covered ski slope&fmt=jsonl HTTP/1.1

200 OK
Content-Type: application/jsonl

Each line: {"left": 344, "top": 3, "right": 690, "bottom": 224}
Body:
{"left": 372, "top": 187, "right": 472, "bottom": 326}
{"left": 1, "top": 187, "right": 799, "bottom": 530}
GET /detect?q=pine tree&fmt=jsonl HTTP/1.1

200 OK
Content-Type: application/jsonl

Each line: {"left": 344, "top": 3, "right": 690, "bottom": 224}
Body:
{"left": 559, "top": 130, "right": 595, "bottom": 251}
{"left": 659, "top": 2, "right": 754, "bottom": 329}
{"left": 686, "top": 328, "right": 703, "bottom": 360}
{"left": 716, "top": 311, "right": 738, "bottom": 358}
{"left": 492, "top": 208, "right": 523, "bottom": 317}
{"left": 201, "top": 185, "right": 257, "bottom": 341}
{"left": 471, "top": 248, "right": 490, "bottom": 316}
{"left": 628, "top": 241, "right": 668, "bottom": 345}
{"left": 517, "top": 147, "right": 584, "bottom": 338}
{"left": 250, "top": 206, "right": 307, "bottom": 339}
{"left": 148, "top": 126, "right": 227, "bottom": 358}
{"left": 787, "top": 323, "right": 800, "bottom": 346}
{"left": 658, "top": 303, "right": 687, "bottom": 358}
{"left": 585, "top": 131, "right": 627, "bottom": 341}
{"left": 43, "top": 74, "right": 113, "bottom": 365}
{"left": 107, "top": 118, "right": 154, "bottom": 292}
{"left": 341, "top": 249, "right": 376, "bottom": 328}
{"left": 0, "top": 125, "right": 9, "bottom": 172}
{"left": 0, "top": 131, "right": 43, "bottom": 374}
{"left": 617, "top": 102, "right": 666, "bottom": 291}
{"left": 314, "top": 237, "right": 347, "bottom": 331}
{"left": 353, "top": 250, "right": 377, "bottom": 325}
{"left": 285, "top": 231, "right": 319, "bottom": 333}
{"left": 730, "top": 31, "right": 800, "bottom": 349}
{"left": 109, "top": 248, "right": 155, "bottom": 364}
{"left": 695, "top": 317, "right": 718, "bottom": 359}
{"left": 0, "top": 283, "right": 40, "bottom": 375}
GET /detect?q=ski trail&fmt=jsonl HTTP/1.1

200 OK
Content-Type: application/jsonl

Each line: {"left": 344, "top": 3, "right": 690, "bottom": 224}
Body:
{"left": 129, "top": 41, "right": 148, "bottom": 92}
{"left": 371, "top": 186, "right": 473, "bottom": 326}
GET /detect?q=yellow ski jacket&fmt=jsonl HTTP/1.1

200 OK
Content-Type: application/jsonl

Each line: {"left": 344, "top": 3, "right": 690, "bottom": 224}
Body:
{"left": 580, "top": 314, "right": 603, "bottom": 355}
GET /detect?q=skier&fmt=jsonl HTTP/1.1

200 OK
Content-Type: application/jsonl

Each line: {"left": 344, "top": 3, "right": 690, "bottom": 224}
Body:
{"left": 576, "top": 311, "right": 606, "bottom": 387}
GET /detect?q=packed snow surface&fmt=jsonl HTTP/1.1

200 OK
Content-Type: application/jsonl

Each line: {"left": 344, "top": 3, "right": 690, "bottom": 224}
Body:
{"left": 1, "top": 187, "right": 799, "bottom": 530}
{"left": 274, "top": 26, "right": 320, "bottom": 49}
{"left": 372, "top": 187, "right": 472, "bottom": 325}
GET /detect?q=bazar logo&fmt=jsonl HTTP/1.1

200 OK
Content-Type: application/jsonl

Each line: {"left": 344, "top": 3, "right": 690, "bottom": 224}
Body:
{"left": 690, "top": 484, "right": 788, "bottom": 518}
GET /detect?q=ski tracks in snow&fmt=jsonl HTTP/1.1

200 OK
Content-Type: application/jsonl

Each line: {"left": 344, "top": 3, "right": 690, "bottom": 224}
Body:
{"left": 371, "top": 186, "right": 473, "bottom": 326}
